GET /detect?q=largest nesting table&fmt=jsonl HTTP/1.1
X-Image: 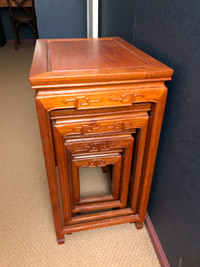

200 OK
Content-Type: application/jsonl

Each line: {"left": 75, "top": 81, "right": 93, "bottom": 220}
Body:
{"left": 29, "top": 37, "right": 173, "bottom": 244}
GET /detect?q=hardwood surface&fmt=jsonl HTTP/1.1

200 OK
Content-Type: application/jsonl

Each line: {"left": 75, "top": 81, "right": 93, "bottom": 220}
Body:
{"left": 30, "top": 37, "right": 173, "bottom": 244}
{"left": 29, "top": 37, "right": 173, "bottom": 88}
{"left": 0, "top": 0, "right": 32, "bottom": 7}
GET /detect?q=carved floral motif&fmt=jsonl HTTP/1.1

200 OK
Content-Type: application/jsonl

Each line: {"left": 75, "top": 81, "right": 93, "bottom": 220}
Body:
{"left": 63, "top": 96, "right": 102, "bottom": 108}
{"left": 71, "top": 121, "right": 135, "bottom": 135}
{"left": 83, "top": 141, "right": 112, "bottom": 152}
{"left": 63, "top": 93, "right": 134, "bottom": 110}
{"left": 87, "top": 159, "right": 105, "bottom": 167}
{"left": 109, "top": 93, "right": 133, "bottom": 103}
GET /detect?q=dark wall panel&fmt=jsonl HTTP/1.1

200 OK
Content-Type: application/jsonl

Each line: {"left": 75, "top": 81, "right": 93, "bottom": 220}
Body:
{"left": 35, "top": 0, "right": 87, "bottom": 38}
{"left": 99, "top": 0, "right": 135, "bottom": 43}
{"left": 134, "top": 1, "right": 200, "bottom": 266}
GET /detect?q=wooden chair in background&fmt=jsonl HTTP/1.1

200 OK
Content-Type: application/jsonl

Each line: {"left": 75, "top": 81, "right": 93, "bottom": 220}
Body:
{"left": 6, "top": 0, "right": 38, "bottom": 49}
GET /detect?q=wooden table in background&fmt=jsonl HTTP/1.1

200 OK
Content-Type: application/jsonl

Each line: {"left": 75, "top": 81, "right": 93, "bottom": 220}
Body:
{"left": 0, "top": 0, "right": 32, "bottom": 7}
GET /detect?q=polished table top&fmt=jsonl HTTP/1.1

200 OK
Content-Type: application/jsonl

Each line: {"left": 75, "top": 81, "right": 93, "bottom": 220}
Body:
{"left": 29, "top": 37, "right": 173, "bottom": 88}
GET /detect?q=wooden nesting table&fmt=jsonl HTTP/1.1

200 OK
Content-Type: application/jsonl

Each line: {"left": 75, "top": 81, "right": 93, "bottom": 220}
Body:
{"left": 29, "top": 37, "right": 173, "bottom": 244}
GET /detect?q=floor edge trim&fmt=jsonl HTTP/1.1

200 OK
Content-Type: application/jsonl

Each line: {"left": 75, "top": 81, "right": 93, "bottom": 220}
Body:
{"left": 145, "top": 213, "right": 170, "bottom": 267}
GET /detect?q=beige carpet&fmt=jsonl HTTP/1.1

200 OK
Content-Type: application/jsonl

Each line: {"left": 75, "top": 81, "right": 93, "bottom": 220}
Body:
{"left": 0, "top": 42, "right": 160, "bottom": 267}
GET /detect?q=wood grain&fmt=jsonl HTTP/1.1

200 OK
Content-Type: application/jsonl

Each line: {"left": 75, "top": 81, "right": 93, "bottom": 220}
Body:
{"left": 0, "top": 0, "right": 32, "bottom": 7}
{"left": 29, "top": 37, "right": 173, "bottom": 88}
{"left": 30, "top": 38, "right": 173, "bottom": 243}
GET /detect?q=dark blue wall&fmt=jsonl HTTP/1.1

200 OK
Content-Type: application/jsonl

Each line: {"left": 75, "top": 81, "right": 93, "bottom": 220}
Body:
{"left": 100, "top": 1, "right": 200, "bottom": 266}
{"left": 0, "top": 0, "right": 87, "bottom": 40}
{"left": 134, "top": 1, "right": 200, "bottom": 266}
{"left": 99, "top": 0, "right": 135, "bottom": 43}
{"left": 35, "top": 0, "right": 87, "bottom": 38}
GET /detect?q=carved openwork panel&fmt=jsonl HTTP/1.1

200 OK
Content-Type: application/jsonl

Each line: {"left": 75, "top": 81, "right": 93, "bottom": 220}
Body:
{"left": 72, "top": 153, "right": 122, "bottom": 208}
{"left": 65, "top": 134, "right": 134, "bottom": 154}
{"left": 64, "top": 135, "right": 134, "bottom": 209}
{"left": 52, "top": 111, "right": 149, "bottom": 226}
{"left": 62, "top": 92, "right": 134, "bottom": 110}
{"left": 53, "top": 111, "right": 148, "bottom": 137}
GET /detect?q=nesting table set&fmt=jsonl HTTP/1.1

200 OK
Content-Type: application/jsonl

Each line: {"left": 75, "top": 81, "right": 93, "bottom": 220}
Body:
{"left": 29, "top": 37, "right": 173, "bottom": 244}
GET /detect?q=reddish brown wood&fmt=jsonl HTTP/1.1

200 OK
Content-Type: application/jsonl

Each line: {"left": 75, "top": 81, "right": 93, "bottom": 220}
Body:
{"left": 29, "top": 38, "right": 173, "bottom": 88}
{"left": 78, "top": 195, "right": 115, "bottom": 205}
{"left": 61, "top": 134, "right": 135, "bottom": 205}
{"left": 70, "top": 208, "right": 134, "bottom": 225}
{"left": 35, "top": 99, "right": 64, "bottom": 242}
{"left": 135, "top": 222, "right": 144, "bottom": 230}
{"left": 51, "top": 122, "right": 72, "bottom": 224}
{"left": 73, "top": 200, "right": 122, "bottom": 213}
{"left": 62, "top": 214, "right": 140, "bottom": 235}
{"left": 130, "top": 119, "right": 149, "bottom": 212}
{"left": 52, "top": 125, "right": 134, "bottom": 224}
{"left": 50, "top": 103, "right": 151, "bottom": 119}
{"left": 101, "top": 166, "right": 107, "bottom": 173}
{"left": 52, "top": 111, "right": 149, "bottom": 224}
{"left": 0, "top": 0, "right": 32, "bottom": 7}
{"left": 52, "top": 127, "right": 136, "bottom": 220}
{"left": 136, "top": 87, "right": 168, "bottom": 224}
{"left": 72, "top": 153, "right": 122, "bottom": 205}
{"left": 30, "top": 37, "right": 173, "bottom": 244}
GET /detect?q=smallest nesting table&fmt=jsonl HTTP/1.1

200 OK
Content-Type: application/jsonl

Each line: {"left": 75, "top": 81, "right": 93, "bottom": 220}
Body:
{"left": 29, "top": 37, "right": 173, "bottom": 244}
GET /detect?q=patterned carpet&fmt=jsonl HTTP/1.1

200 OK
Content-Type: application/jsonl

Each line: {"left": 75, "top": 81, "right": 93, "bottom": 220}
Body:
{"left": 0, "top": 42, "right": 160, "bottom": 267}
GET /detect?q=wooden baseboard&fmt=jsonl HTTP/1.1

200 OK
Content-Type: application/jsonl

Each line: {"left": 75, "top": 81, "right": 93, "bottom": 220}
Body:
{"left": 145, "top": 213, "right": 170, "bottom": 267}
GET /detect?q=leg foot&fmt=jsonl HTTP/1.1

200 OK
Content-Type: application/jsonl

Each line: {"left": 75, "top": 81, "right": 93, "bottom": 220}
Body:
{"left": 101, "top": 166, "right": 107, "bottom": 173}
{"left": 57, "top": 237, "right": 65, "bottom": 245}
{"left": 135, "top": 222, "right": 144, "bottom": 230}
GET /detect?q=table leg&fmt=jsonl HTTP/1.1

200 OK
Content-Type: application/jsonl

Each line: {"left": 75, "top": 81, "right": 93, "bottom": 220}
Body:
{"left": 35, "top": 99, "right": 64, "bottom": 244}
{"left": 137, "top": 87, "right": 168, "bottom": 225}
